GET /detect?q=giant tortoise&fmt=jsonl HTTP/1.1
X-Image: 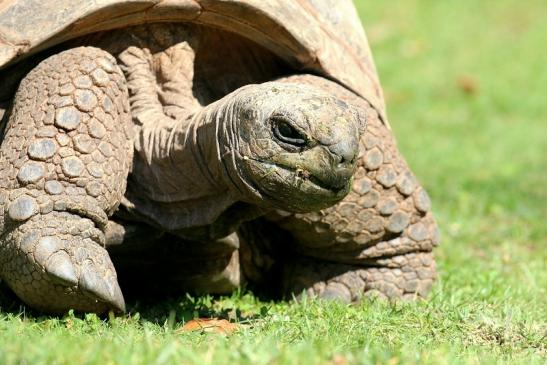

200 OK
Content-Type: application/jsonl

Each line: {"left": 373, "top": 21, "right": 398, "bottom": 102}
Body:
{"left": 0, "top": 0, "right": 439, "bottom": 314}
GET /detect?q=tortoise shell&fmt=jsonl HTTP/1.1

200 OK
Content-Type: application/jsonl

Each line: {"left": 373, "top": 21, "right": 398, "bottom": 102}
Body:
{"left": 0, "top": 0, "right": 386, "bottom": 123}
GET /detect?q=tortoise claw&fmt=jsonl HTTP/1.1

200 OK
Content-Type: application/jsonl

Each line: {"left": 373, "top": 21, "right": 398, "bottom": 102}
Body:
{"left": 80, "top": 266, "right": 125, "bottom": 313}
{"left": 106, "top": 277, "right": 126, "bottom": 313}
{"left": 45, "top": 251, "right": 79, "bottom": 286}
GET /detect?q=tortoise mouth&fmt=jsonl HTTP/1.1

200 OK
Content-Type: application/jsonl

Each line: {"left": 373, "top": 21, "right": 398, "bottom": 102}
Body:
{"left": 240, "top": 156, "right": 352, "bottom": 212}
{"left": 255, "top": 159, "right": 352, "bottom": 197}
{"left": 280, "top": 164, "right": 352, "bottom": 193}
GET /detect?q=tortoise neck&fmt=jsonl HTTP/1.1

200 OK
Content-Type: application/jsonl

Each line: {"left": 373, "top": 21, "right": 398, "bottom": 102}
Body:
{"left": 132, "top": 108, "right": 238, "bottom": 203}
{"left": 169, "top": 106, "right": 232, "bottom": 197}
{"left": 124, "top": 100, "right": 251, "bottom": 231}
{"left": 184, "top": 99, "right": 264, "bottom": 201}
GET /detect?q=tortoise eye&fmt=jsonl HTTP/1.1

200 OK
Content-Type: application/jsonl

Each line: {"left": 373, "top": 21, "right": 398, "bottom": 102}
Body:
{"left": 271, "top": 117, "right": 307, "bottom": 147}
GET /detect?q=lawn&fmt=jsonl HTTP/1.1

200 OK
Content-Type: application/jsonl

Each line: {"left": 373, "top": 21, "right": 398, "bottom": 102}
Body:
{"left": 1, "top": 1, "right": 546, "bottom": 364}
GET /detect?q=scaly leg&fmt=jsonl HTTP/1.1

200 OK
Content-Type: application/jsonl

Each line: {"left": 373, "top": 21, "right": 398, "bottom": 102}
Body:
{"left": 0, "top": 47, "right": 133, "bottom": 313}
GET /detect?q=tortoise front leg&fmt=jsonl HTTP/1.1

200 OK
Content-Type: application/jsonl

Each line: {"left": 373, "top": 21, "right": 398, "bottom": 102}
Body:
{"left": 0, "top": 47, "right": 133, "bottom": 313}
{"left": 248, "top": 75, "right": 439, "bottom": 301}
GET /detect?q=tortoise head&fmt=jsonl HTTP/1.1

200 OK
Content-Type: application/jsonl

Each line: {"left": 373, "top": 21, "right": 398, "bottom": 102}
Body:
{"left": 219, "top": 82, "right": 365, "bottom": 212}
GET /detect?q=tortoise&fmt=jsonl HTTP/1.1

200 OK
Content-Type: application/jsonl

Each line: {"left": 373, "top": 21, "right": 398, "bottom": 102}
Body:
{"left": 0, "top": 0, "right": 439, "bottom": 314}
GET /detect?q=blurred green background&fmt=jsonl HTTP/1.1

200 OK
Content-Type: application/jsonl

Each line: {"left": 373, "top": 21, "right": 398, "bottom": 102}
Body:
{"left": 356, "top": 0, "right": 547, "bottom": 237}
{"left": 356, "top": 0, "right": 547, "bottom": 308}
{"left": 0, "top": 1, "right": 545, "bottom": 364}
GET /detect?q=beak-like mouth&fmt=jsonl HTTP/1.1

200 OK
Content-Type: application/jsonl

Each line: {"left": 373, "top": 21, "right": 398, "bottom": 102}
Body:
{"left": 267, "top": 148, "right": 356, "bottom": 194}
{"left": 262, "top": 148, "right": 356, "bottom": 194}
{"left": 244, "top": 157, "right": 354, "bottom": 212}
{"left": 294, "top": 165, "right": 354, "bottom": 192}
{"left": 242, "top": 147, "right": 357, "bottom": 212}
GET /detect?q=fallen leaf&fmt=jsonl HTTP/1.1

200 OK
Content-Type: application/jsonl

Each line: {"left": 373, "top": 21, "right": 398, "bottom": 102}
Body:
{"left": 177, "top": 318, "right": 239, "bottom": 335}
{"left": 330, "top": 354, "right": 349, "bottom": 365}
{"left": 457, "top": 75, "right": 479, "bottom": 95}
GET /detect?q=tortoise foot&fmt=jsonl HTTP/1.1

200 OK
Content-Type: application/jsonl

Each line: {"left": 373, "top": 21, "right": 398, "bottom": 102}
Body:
{"left": 0, "top": 211, "right": 124, "bottom": 314}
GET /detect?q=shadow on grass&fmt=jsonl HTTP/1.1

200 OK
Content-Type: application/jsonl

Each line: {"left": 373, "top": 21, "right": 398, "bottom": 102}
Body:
{"left": 126, "top": 293, "right": 270, "bottom": 326}
{"left": 0, "top": 282, "right": 271, "bottom": 326}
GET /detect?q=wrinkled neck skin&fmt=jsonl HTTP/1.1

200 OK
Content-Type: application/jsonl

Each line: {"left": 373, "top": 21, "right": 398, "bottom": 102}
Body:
{"left": 121, "top": 94, "right": 265, "bottom": 238}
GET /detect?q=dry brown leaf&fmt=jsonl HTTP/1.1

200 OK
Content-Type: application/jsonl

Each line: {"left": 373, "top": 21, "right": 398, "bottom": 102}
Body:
{"left": 457, "top": 75, "right": 479, "bottom": 95}
{"left": 329, "top": 354, "right": 349, "bottom": 365}
{"left": 177, "top": 318, "right": 239, "bottom": 335}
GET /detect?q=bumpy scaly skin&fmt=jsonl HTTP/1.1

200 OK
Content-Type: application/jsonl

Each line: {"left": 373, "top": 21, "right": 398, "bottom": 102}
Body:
{"left": 246, "top": 75, "right": 439, "bottom": 301}
{"left": 281, "top": 252, "right": 436, "bottom": 301}
{"left": 0, "top": 47, "right": 132, "bottom": 313}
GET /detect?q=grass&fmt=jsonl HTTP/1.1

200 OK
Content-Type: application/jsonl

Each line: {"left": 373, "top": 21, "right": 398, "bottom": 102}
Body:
{"left": 1, "top": 0, "right": 546, "bottom": 364}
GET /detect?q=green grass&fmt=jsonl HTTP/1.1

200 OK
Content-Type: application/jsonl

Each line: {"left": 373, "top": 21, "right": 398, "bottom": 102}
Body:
{"left": 1, "top": 0, "right": 546, "bottom": 364}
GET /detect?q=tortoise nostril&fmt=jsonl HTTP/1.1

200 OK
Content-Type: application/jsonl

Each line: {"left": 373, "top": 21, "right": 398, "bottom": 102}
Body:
{"left": 329, "top": 140, "right": 358, "bottom": 166}
{"left": 338, "top": 155, "right": 355, "bottom": 165}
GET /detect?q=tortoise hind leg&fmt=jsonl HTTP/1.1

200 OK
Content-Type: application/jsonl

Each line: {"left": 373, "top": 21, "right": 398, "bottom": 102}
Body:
{"left": 280, "top": 253, "right": 436, "bottom": 302}
{"left": 0, "top": 47, "right": 133, "bottom": 313}
{"left": 107, "top": 228, "right": 243, "bottom": 298}
{"left": 250, "top": 75, "right": 439, "bottom": 301}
